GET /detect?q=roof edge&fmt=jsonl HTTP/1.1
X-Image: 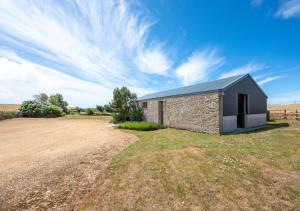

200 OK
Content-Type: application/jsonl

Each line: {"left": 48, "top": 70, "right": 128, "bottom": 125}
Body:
{"left": 137, "top": 89, "right": 222, "bottom": 101}
{"left": 222, "top": 74, "right": 268, "bottom": 98}
{"left": 220, "top": 74, "right": 247, "bottom": 90}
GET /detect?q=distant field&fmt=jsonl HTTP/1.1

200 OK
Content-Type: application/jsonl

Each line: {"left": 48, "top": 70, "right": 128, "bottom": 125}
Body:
{"left": 268, "top": 104, "right": 300, "bottom": 111}
{"left": 0, "top": 104, "right": 20, "bottom": 111}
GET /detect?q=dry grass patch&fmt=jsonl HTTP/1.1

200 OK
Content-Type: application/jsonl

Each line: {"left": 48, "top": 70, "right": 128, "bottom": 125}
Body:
{"left": 0, "top": 104, "right": 20, "bottom": 111}
{"left": 78, "top": 121, "right": 300, "bottom": 210}
{"left": 268, "top": 104, "right": 300, "bottom": 111}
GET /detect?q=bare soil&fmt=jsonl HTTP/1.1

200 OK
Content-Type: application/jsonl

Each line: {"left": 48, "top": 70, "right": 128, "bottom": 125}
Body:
{"left": 0, "top": 118, "right": 137, "bottom": 210}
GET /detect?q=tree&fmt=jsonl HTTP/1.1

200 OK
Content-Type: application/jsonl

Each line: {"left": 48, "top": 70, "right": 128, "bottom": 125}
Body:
{"left": 103, "top": 104, "right": 113, "bottom": 113}
{"left": 19, "top": 100, "right": 64, "bottom": 118}
{"left": 34, "top": 93, "right": 49, "bottom": 102}
{"left": 96, "top": 105, "right": 104, "bottom": 112}
{"left": 49, "top": 94, "right": 68, "bottom": 113}
{"left": 129, "top": 104, "right": 143, "bottom": 121}
{"left": 75, "top": 106, "right": 84, "bottom": 113}
{"left": 110, "top": 87, "right": 138, "bottom": 122}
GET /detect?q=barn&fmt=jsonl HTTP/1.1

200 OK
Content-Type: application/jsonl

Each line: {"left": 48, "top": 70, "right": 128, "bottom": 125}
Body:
{"left": 138, "top": 74, "right": 267, "bottom": 134}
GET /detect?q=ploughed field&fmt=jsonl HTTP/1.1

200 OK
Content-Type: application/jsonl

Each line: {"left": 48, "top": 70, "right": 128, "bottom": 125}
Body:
{"left": 0, "top": 118, "right": 136, "bottom": 210}
{"left": 0, "top": 104, "right": 20, "bottom": 111}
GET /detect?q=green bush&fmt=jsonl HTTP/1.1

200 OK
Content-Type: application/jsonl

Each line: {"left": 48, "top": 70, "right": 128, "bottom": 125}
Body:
{"left": 129, "top": 105, "right": 143, "bottom": 121}
{"left": 19, "top": 101, "right": 64, "bottom": 118}
{"left": 19, "top": 101, "right": 47, "bottom": 117}
{"left": 118, "top": 122, "right": 161, "bottom": 131}
{"left": 112, "top": 112, "right": 122, "bottom": 123}
{"left": 86, "top": 108, "right": 94, "bottom": 115}
{"left": 104, "top": 104, "right": 113, "bottom": 113}
{"left": 47, "top": 104, "right": 64, "bottom": 117}
{"left": 96, "top": 105, "right": 104, "bottom": 112}
{"left": 67, "top": 107, "right": 77, "bottom": 115}
{"left": 75, "top": 107, "right": 84, "bottom": 113}
{"left": 0, "top": 111, "right": 19, "bottom": 120}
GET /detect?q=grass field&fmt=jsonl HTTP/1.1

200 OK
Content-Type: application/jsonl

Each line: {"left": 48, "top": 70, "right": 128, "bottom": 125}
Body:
{"left": 118, "top": 122, "right": 161, "bottom": 131}
{"left": 79, "top": 121, "right": 300, "bottom": 210}
{"left": 0, "top": 104, "right": 20, "bottom": 111}
{"left": 268, "top": 104, "right": 300, "bottom": 111}
{"left": 61, "top": 114, "right": 112, "bottom": 121}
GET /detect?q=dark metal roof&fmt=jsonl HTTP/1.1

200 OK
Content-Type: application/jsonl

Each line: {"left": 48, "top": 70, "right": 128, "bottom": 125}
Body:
{"left": 138, "top": 74, "right": 246, "bottom": 101}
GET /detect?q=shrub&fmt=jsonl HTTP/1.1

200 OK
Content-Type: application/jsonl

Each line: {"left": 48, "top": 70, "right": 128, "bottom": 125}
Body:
{"left": 0, "top": 111, "right": 18, "bottom": 120}
{"left": 104, "top": 104, "right": 114, "bottom": 113}
{"left": 118, "top": 122, "right": 161, "bottom": 131}
{"left": 47, "top": 104, "right": 64, "bottom": 117}
{"left": 86, "top": 108, "right": 94, "bottom": 115}
{"left": 75, "top": 107, "right": 84, "bottom": 113}
{"left": 129, "top": 105, "right": 143, "bottom": 121}
{"left": 49, "top": 93, "right": 68, "bottom": 113}
{"left": 19, "top": 100, "right": 48, "bottom": 117}
{"left": 67, "top": 107, "right": 77, "bottom": 115}
{"left": 112, "top": 112, "right": 122, "bottom": 123}
{"left": 19, "top": 93, "right": 69, "bottom": 118}
{"left": 19, "top": 101, "right": 64, "bottom": 118}
{"left": 96, "top": 105, "right": 104, "bottom": 112}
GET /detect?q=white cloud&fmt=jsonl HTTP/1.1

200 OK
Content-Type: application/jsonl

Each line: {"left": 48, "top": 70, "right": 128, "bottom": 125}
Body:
{"left": 257, "top": 75, "right": 283, "bottom": 85}
{"left": 251, "top": 0, "right": 264, "bottom": 7}
{"left": 175, "top": 48, "right": 224, "bottom": 86}
{"left": 135, "top": 47, "right": 172, "bottom": 75}
{"left": 0, "top": 55, "right": 156, "bottom": 107}
{"left": 0, "top": 0, "right": 169, "bottom": 106}
{"left": 219, "top": 62, "right": 265, "bottom": 79}
{"left": 276, "top": 0, "right": 300, "bottom": 19}
{"left": 0, "top": 57, "right": 112, "bottom": 107}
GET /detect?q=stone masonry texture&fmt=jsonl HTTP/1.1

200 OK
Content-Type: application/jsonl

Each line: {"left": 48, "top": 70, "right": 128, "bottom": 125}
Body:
{"left": 139, "top": 92, "right": 222, "bottom": 134}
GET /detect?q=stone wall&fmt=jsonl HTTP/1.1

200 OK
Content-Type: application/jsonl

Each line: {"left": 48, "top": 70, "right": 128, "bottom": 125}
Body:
{"left": 140, "top": 92, "right": 222, "bottom": 134}
{"left": 139, "top": 100, "right": 159, "bottom": 123}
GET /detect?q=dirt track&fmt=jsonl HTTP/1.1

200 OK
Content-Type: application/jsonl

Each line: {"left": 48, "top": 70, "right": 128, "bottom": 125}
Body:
{"left": 0, "top": 118, "right": 136, "bottom": 210}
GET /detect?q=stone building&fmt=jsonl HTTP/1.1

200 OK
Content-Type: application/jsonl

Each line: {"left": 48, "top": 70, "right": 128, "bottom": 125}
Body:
{"left": 138, "top": 74, "right": 267, "bottom": 134}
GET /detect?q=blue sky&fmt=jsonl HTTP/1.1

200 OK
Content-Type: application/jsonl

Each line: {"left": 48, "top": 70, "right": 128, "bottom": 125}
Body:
{"left": 0, "top": 0, "right": 299, "bottom": 107}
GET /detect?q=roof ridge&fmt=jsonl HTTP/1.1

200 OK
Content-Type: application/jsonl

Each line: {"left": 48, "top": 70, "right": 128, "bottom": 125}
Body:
{"left": 138, "top": 74, "right": 248, "bottom": 101}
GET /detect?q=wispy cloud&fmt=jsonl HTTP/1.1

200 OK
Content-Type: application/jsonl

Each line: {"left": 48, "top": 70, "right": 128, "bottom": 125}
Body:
{"left": 276, "top": 0, "right": 300, "bottom": 19}
{"left": 135, "top": 47, "right": 172, "bottom": 75}
{"left": 219, "top": 62, "right": 265, "bottom": 79}
{"left": 175, "top": 48, "right": 224, "bottom": 86}
{"left": 0, "top": 0, "right": 167, "bottom": 106}
{"left": 0, "top": 53, "right": 156, "bottom": 107}
{"left": 257, "top": 75, "right": 283, "bottom": 85}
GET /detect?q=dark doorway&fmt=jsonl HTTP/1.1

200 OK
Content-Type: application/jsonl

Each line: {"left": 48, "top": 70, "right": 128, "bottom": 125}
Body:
{"left": 237, "top": 94, "right": 248, "bottom": 128}
{"left": 158, "top": 101, "right": 163, "bottom": 125}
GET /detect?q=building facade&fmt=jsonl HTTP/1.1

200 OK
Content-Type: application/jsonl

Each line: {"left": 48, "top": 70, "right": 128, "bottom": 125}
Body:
{"left": 138, "top": 74, "right": 267, "bottom": 135}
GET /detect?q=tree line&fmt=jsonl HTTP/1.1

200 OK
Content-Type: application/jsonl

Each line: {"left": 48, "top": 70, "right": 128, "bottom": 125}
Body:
{"left": 18, "top": 86, "right": 144, "bottom": 122}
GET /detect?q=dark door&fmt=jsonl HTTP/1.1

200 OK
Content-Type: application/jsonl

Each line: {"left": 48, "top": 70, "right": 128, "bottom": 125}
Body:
{"left": 158, "top": 101, "right": 163, "bottom": 125}
{"left": 237, "top": 94, "right": 247, "bottom": 128}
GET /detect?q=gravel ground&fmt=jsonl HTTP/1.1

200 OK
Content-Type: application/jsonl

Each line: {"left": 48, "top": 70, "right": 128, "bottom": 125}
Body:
{"left": 0, "top": 118, "right": 137, "bottom": 210}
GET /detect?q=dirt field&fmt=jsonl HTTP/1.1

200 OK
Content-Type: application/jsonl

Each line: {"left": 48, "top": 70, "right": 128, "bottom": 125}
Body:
{"left": 0, "top": 118, "right": 137, "bottom": 210}
{"left": 268, "top": 104, "right": 300, "bottom": 111}
{"left": 0, "top": 104, "right": 20, "bottom": 111}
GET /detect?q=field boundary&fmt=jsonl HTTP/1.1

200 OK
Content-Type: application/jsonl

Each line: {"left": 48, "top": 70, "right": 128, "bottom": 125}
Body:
{"left": 267, "top": 109, "right": 299, "bottom": 121}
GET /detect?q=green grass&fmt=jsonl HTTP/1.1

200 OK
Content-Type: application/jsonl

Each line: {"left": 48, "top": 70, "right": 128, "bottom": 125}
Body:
{"left": 79, "top": 121, "right": 300, "bottom": 210}
{"left": 118, "top": 122, "right": 161, "bottom": 131}
{"left": 61, "top": 114, "right": 112, "bottom": 121}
